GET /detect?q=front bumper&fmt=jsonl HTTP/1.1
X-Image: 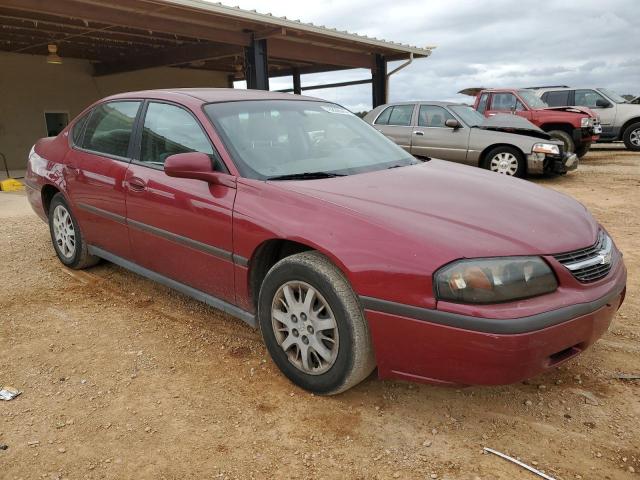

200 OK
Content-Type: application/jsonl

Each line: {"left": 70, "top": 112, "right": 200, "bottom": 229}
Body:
{"left": 363, "top": 266, "right": 626, "bottom": 386}
{"left": 527, "top": 152, "right": 578, "bottom": 175}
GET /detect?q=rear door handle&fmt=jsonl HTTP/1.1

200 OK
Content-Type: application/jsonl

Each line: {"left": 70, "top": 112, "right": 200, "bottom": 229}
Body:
{"left": 127, "top": 177, "right": 147, "bottom": 192}
{"left": 413, "top": 131, "right": 424, "bottom": 136}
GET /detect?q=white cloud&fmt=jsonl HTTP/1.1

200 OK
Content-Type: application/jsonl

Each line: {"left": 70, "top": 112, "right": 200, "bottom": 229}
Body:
{"left": 225, "top": 0, "right": 639, "bottom": 110}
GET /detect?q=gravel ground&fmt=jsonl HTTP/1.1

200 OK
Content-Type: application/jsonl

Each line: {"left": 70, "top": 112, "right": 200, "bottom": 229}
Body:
{"left": 1, "top": 148, "right": 638, "bottom": 480}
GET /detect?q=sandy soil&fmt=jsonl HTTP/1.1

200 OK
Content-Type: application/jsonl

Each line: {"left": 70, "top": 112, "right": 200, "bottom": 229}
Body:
{"left": 1, "top": 148, "right": 638, "bottom": 480}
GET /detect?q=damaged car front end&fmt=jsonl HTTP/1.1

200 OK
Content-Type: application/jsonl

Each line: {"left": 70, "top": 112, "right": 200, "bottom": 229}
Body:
{"left": 478, "top": 114, "right": 577, "bottom": 175}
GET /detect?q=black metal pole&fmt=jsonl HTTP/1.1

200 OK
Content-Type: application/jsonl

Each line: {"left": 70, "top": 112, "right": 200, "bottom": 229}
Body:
{"left": 371, "top": 54, "right": 387, "bottom": 108}
{"left": 244, "top": 37, "right": 269, "bottom": 91}
{"left": 292, "top": 69, "right": 302, "bottom": 95}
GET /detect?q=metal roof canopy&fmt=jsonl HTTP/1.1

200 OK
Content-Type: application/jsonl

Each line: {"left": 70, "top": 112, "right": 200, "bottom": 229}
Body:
{"left": 0, "top": 0, "right": 434, "bottom": 106}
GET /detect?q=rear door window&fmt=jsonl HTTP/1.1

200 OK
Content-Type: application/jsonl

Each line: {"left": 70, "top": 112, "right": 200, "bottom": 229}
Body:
{"left": 387, "top": 105, "right": 415, "bottom": 126}
{"left": 542, "top": 90, "right": 570, "bottom": 107}
{"left": 82, "top": 101, "right": 141, "bottom": 158}
{"left": 375, "top": 105, "right": 414, "bottom": 126}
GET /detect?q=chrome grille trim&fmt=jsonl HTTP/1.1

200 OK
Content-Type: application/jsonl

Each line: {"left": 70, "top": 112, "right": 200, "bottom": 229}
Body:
{"left": 554, "top": 231, "right": 613, "bottom": 283}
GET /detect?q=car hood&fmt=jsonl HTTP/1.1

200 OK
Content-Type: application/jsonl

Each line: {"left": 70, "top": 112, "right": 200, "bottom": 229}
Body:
{"left": 477, "top": 114, "right": 552, "bottom": 140}
{"left": 272, "top": 161, "right": 597, "bottom": 258}
{"left": 543, "top": 105, "right": 597, "bottom": 118}
{"left": 616, "top": 102, "right": 640, "bottom": 115}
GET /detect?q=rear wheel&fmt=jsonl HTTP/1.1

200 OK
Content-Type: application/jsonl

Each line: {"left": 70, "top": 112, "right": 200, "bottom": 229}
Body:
{"left": 484, "top": 146, "right": 525, "bottom": 178}
{"left": 48, "top": 193, "right": 99, "bottom": 269}
{"left": 258, "top": 251, "right": 375, "bottom": 395}
{"left": 622, "top": 122, "right": 640, "bottom": 151}
{"left": 575, "top": 143, "right": 591, "bottom": 159}
{"left": 547, "top": 130, "right": 575, "bottom": 154}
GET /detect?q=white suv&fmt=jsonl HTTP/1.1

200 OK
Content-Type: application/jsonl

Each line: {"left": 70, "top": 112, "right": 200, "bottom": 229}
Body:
{"left": 533, "top": 87, "right": 640, "bottom": 151}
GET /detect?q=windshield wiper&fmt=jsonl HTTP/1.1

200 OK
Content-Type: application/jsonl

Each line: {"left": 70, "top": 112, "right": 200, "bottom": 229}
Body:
{"left": 267, "top": 171, "right": 346, "bottom": 181}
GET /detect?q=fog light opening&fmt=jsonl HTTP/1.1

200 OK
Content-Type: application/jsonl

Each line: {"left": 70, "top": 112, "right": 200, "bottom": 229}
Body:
{"left": 548, "top": 344, "right": 583, "bottom": 366}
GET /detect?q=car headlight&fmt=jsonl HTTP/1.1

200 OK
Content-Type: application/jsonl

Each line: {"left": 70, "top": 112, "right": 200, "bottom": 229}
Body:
{"left": 532, "top": 143, "right": 560, "bottom": 155}
{"left": 434, "top": 257, "right": 558, "bottom": 304}
{"left": 581, "top": 117, "right": 593, "bottom": 128}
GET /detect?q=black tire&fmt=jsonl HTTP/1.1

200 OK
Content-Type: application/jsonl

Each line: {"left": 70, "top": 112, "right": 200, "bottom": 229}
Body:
{"left": 622, "top": 122, "right": 640, "bottom": 151}
{"left": 483, "top": 146, "right": 526, "bottom": 178}
{"left": 258, "top": 251, "right": 375, "bottom": 395}
{"left": 575, "top": 143, "right": 591, "bottom": 159}
{"left": 48, "top": 193, "right": 99, "bottom": 269}
{"left": 547, "top": 130, "right": 575, "bottom": 154}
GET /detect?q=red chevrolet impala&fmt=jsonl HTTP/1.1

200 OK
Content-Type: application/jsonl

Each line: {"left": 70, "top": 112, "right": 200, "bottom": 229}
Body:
{"left": 26, "top": 89, "right": 626, "bottom": 394}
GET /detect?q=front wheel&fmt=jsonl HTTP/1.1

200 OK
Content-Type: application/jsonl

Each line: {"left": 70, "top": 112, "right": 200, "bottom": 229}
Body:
{"left": 484, "top": 146, "right": 526, "bottom": 178}
{"left": 258, "top": 251, "right": 375, "bottom": 395}
{"left": 575, "top": 143, "right": 591, "bottom": 159}
{"left": 622, "top": 122, "right": 640, "bottom": 151}
{"left": 48, "top": 193, "right": 99, "bottom": 269}
{"left": 547, "top": 130, "right": 575, "bottom": 154}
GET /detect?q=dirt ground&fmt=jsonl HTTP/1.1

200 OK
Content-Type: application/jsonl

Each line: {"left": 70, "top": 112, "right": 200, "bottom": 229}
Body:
{"left": 1, "top": 146, "right": 638, "bottom": 480}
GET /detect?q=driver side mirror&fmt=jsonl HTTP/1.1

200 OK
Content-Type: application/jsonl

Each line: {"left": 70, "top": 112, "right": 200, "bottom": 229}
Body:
{"left": 164, "top": 152, "right": 236, "bottom": 187}
{"left": 595, "top": 99, "right": 612, "bottom": 108}
{"left": 445, "top": 119, "right": 461, "bottom": 129}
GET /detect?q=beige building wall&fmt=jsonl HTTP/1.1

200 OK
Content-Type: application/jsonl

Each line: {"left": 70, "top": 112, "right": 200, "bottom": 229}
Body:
{"left": 0, "top": 51, "right": 229, "bottom": 170}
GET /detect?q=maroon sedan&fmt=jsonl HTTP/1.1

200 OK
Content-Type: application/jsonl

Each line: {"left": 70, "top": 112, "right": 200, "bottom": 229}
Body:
{"left": 26, "top": 89, "right": 626, "bottom": 394}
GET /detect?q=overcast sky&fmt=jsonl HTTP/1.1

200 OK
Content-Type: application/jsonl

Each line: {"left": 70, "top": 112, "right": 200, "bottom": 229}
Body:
{"left": 228, "top": 0, "right": 638, "bottom": 111}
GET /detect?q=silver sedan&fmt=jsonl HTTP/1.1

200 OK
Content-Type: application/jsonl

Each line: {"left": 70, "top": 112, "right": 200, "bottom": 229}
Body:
{"left": 364, "top": 101, "right": 577, "bottom": 178}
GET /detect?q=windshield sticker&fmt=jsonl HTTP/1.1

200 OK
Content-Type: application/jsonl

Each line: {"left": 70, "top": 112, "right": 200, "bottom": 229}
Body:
{"left": 321, "top": 105, "right": 352, "bottom": 115}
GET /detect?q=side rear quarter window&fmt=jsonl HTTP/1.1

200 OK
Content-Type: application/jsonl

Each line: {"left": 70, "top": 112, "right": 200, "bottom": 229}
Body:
{"left": 374, "top": 106, "right": 393, "bottom": 125}
{"left": 82, "top": 101, "right": 141, "bottom": 158}
{"left": 71, "top": 111, "right": 91, "bottom": 146}
{"left": 543, "top": 90, "right": 570, "bottom": 107}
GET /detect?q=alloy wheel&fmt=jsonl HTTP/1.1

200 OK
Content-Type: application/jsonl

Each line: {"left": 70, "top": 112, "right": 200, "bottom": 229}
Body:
{"left": 490, "top": 152, "right": 519, "bottom": 175}
{"left": 631, "top": 128, "right": 640, "bottom": 147}
{"left": 271, "top": 281, "right": 339, "bottom": 375}
{"left": 52, "top": 205, "right": 76, "bottom": 259}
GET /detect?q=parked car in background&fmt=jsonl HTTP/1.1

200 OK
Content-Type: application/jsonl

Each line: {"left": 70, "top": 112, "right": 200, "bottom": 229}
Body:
{"left": 460, "top": 88, "right": 601, "bottom": 158}
{"left": 532, "top": 87, "right": 640, "bottom": 151}
{"left": 363, "top": 101, "right": 576, "bottom": 178}
{"left": 25, "top": 89, "right": 626, "bottom": 394}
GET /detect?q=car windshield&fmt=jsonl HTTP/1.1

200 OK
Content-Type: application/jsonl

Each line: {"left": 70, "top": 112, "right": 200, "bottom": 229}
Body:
{"left": 449, "top": 105, "right": 486, "bottom": 127}
{"left": 597, "top": 88, "right": 628, "bottom": 104}
{"left": 204, "top": 100, "right": 417, "bottom": 180}
{"left": 517, "top": 90, "right": 548, "bottom": 109}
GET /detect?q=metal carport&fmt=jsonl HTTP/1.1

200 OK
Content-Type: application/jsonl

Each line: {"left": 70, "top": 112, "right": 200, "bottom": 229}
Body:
{"left": 0, "top": 0, "right": 432, "bottom": 103}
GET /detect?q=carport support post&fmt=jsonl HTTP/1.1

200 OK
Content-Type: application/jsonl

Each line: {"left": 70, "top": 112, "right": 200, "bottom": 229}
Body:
{"left": 245, "top": 37, "right": 269, "bottom": 90}
{"left": 371, "top": 54, "right": 387, "bottom": 108}
{"left": 292, "top": 69, "right": 302, "bottom": 95}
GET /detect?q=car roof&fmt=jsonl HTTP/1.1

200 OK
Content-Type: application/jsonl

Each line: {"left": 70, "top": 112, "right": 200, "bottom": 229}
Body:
{"left": 102, "top": 88, "right": 325, "bottom": 104}
{"left": 379, "top": 101, "right": 467, "bottom": 108}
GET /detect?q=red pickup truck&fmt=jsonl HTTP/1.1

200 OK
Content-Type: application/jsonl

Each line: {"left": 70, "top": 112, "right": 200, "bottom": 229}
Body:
{"left": 461, "top": 88, "right": 601, "bottom": 157}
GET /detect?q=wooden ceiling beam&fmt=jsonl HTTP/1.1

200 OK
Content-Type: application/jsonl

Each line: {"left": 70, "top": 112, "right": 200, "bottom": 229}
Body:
{"left": 268, "top": 38, "right": 373, "bottom": 69}
{"left": 93, "top": 42, "right": 241, "bottom": 76}
{"left": 0, "top": 0, "right": 251, "bottom": 46}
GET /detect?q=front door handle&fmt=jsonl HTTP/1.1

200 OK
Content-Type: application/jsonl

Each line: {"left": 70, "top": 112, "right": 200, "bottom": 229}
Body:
{"left": 413, "top": 131, "right": 424, "bottom": 136}
{"left": 127, "top": 177, "right": 147, "bottom": 192}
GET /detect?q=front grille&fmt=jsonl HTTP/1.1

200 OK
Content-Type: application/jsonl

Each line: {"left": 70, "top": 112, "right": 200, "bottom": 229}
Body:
{"left": 554, "top": 231, "right": 613, "bottom": 283}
